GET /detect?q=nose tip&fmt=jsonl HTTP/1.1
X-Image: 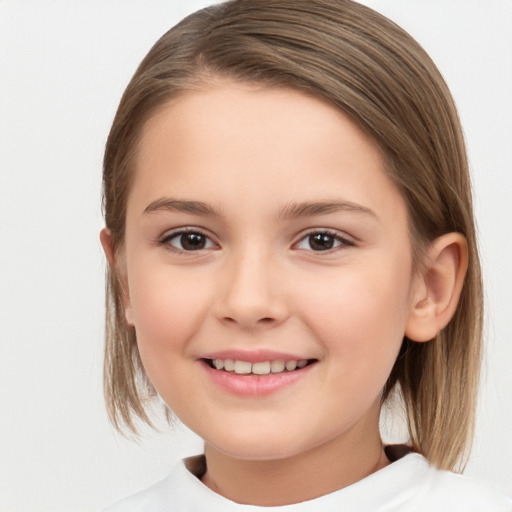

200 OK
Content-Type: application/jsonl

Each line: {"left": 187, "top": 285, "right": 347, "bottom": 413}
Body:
{"left": 217, "top": 290, "right": 288, "bottom": 330}
{"left": 214, "top": 258, "right": 289, "bottom": 330}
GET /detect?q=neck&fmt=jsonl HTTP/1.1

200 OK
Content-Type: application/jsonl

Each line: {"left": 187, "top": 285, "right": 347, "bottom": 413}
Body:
{"left": 201, "top": 425, "right": 388, "bottom": 506}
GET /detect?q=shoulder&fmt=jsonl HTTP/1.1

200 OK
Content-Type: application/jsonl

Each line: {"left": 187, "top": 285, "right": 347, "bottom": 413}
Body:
{"left": 99, "top": 452, "right": 512, "bottom": 512}
{"left": 100, "top": 473, "right": 174, "bottom": 512}
{"left": 100, "top": 456, "right": 206, "bottom": 512}
{"left": 407, "top": 457, "right": 512, "bottom": 512}
{"left": 99, "top": 455, "right": 232, "bottom": 512}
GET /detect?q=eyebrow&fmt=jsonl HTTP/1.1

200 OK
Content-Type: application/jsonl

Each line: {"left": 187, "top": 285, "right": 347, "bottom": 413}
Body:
{"left": 143, "top": 198, "right": 223, "bottom": 217}
{"left": 142, "top": 197, "right": 376, "bottom": 220}
{"left": 278, "top": 200, "right": 377, "bottom": 220}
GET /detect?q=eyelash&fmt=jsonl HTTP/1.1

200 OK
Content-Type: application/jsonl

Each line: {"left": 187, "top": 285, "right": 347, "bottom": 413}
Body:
{"left": 157, "top": 228, "right": 354, "bottom": 254}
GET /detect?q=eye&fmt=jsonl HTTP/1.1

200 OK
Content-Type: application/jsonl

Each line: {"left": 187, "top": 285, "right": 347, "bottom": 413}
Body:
{"left": 295, "top": 231, "right": 352, "bottom": 252}
{"left": 161, "top": 230, "right": 216, "bottom": 251}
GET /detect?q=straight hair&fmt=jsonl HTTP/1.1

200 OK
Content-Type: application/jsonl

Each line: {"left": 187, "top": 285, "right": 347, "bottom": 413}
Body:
{"left": 102, "top": 0, "right": 483, "bottom": 471}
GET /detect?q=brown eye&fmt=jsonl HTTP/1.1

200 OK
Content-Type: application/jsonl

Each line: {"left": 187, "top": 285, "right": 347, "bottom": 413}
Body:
{"left": 165, "top": 231, "right": 215, "bottom": 251}
{"left": 295, "top": 231, "right": 352, "bottom": 252}
{"left": 309, "top": 233, "right": 335, "bottom": 251}
{"left": 180, "top": 233, "right": 206, "bottom": 250}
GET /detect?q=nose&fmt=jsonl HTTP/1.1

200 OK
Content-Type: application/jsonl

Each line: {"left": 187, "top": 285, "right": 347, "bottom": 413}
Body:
{"left": 214, "top": 250, "right": 289, "bottom": 330}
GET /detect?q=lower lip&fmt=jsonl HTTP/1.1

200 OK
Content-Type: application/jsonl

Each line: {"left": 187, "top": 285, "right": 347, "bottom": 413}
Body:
{"left": 201, "top": 361, "right": 315, "bottom": 396}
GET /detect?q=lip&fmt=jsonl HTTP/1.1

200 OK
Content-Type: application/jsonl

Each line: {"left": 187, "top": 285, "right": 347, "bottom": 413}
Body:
{"left": 199, "top": 356, "right": 316, "bottom": 397}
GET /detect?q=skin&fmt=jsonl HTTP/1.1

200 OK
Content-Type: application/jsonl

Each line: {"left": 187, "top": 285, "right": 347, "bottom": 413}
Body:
{"left": 101, "top": 81, "right": 468, "bottom": 506}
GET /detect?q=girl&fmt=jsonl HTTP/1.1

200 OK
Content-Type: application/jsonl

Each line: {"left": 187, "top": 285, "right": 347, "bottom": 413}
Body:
{"left": 99, "top": 0, "right": 512, "bottom": 510}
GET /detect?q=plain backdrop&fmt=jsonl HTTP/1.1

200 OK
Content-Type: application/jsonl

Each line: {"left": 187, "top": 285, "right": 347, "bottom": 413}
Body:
{"left": 0, "top": 1, "right": 511, "bottom": 511}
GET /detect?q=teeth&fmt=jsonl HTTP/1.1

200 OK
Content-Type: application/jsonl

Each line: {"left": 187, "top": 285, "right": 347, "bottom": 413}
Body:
{"left": 233, "top": 360, "right": 252, "bottom": 374}
{"left": 224, "top": 359, "right": 235, "bottom": 371}
{"left": 285, "top": 360, "right": 297, "bottom": 371}
{"left": 252, "top": 361, "right": 271, "bottom": 375}
{"left": 271, "top": 360, "right": 285, "bottom": 373}
{"left": 209, "top": 358, "right": 311, "bottom": 375}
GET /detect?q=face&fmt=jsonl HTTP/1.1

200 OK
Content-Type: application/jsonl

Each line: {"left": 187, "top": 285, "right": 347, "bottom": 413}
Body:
{"left": 121, "top": 82, "right": 419, "bottom": 461}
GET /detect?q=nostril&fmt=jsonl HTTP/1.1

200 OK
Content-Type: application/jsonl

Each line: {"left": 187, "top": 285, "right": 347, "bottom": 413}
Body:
{"left": 222, "top": 316, "right": 276, "bottom": 326}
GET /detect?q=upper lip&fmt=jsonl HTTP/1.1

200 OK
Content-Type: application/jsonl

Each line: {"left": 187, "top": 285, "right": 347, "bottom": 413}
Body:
{"left": 200, "top": 349, "right": 315, "bottom": 363}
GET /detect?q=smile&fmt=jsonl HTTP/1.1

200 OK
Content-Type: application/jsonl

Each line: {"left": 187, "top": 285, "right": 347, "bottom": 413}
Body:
{"left": 201, "top": 355, "right": 318, "bottom": 396}
{"left": 205, "top": 358, "right": 314, "bottom": 375}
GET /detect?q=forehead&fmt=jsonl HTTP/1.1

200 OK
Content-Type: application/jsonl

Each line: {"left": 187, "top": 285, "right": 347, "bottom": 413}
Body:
{"left": 138, "top": 83, "right": 379, "bottom": 164}
{"left": 129, "top": 82, "right": 404, "bottom": 221}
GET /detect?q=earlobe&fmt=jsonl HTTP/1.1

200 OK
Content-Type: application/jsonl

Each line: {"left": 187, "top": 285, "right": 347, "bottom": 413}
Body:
{"left": 100, "top": 228, "right": 135, "bottom": 327}
{"left": 405, "top": 233, "right": 468, "bottom": 343}
{"left": 124, "top": 305, "right": 135, "bottom": 326}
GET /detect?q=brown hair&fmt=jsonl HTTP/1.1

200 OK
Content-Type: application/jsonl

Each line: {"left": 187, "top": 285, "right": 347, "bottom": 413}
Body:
{"left": 102, "top": 0, "right": 482, "bottom": 471}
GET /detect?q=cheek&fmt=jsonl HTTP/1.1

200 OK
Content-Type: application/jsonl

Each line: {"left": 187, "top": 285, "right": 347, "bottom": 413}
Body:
{"left": 127, "top": 265, "right": 210, "bottom": 357}
{"left": 126, "top": 266, "right": 214, "bottom": 406}
{"left": 299, "top": 260, "right": 412, "bottom": 366}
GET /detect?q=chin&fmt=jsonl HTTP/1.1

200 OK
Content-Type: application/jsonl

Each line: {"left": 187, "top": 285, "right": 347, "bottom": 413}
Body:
{"left": 204, "top": 426, "right": 314, "bottom": 462}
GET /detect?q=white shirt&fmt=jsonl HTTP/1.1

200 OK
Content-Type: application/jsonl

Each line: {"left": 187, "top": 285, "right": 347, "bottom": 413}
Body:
{"left": 101, "top": 452, "right": 512, "bottom": 511}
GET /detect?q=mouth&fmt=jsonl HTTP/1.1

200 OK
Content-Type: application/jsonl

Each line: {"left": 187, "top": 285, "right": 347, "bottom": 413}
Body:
{"left": 202, "top": 358, "right": 317, "bottom": 376}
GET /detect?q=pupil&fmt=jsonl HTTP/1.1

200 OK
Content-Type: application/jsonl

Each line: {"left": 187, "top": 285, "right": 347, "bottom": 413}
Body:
{"left": 310, "top": 233, "right": 334, "bottom": 251}
{"left": 181, "top": 233, "right": 205, "bottom": 250}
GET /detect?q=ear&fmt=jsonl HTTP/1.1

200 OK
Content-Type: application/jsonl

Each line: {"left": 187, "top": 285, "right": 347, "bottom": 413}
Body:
{"left": 99, "top": 228, "right": 134, "bottom": 326}
{"left": 100, "top": 228, "right": 116, "bottom": 269}
{"left": 405, "top": 233, "right": 468, "bottom": 342}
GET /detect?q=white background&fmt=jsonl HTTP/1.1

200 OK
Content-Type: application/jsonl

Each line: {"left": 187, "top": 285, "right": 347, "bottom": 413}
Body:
{"left": 0, "top": 1, "right": 510, "bottom": 511}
